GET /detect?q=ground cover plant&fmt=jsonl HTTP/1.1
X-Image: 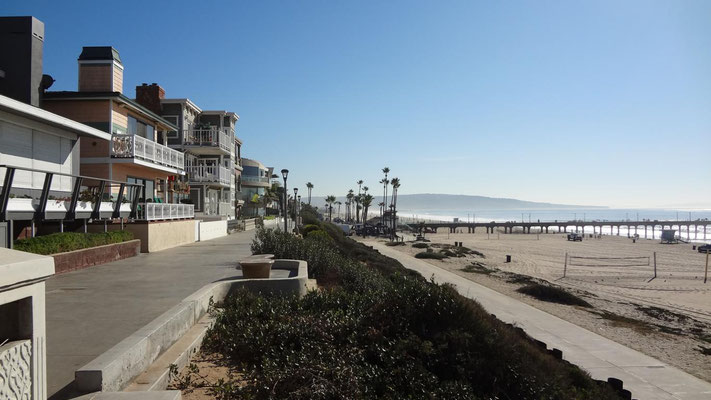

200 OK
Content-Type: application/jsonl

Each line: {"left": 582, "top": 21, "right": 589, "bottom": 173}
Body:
{"left": 415, "top": 250, "right": 448, "bottom": 260}
{"left": 191, "top": 222, "right": 623, "bottom": 399}
{"left": 517, "top": 283, "right": 592, "bottom": 307}
{"left": 14, "top": 231, "right": 134, "bottom": 255}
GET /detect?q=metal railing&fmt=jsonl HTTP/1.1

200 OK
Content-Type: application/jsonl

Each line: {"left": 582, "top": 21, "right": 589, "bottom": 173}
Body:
{"left": 111, "top": 134, "right": 185, "bottom": 171}
{"left": 186, "top": 165, "right": 231, "bottom": 186}
{"left": 182, "top": 128, "right": 231, "bottom": 153}
{"left": 141, "top": 202, "right": 194, "bottom": 221}
{"left": 0, "top": 164, "right": 143, "bottom": 223}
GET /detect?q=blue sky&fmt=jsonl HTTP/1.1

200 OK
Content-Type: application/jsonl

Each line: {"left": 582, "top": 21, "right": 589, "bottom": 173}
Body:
{"left": 5, "top": 0, "right": 710, "bottom": 208}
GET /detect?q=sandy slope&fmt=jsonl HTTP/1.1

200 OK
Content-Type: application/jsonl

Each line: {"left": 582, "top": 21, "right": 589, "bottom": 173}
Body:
{"left": 359, "top": 232, "right": 711, "bottom": 382}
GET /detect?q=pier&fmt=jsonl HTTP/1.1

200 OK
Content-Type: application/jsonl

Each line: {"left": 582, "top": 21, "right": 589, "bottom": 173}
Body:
{"left": 414, "top": 220, "right": 711, "bottom": 240}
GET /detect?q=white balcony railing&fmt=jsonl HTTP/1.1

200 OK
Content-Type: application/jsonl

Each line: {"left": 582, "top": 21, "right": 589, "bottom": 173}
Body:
{"left": 112, "top": 134, "right": 185, "bottom": 172}
{"left": 141, "top": 202, "right": 194, "bottom": 221}
{"left": 183, "top": 128, "right": 231, "bottom": 153}
{"left": 241, "top": 175, "right": 270, "bottom": 184}
{"left": 186, "top": 165, "right": 231, "bottom": 186}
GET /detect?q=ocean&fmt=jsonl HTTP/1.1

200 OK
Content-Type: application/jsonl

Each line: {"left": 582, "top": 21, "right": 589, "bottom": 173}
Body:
{"left": 393, "top": 208, "right": 711, "bottom": 243}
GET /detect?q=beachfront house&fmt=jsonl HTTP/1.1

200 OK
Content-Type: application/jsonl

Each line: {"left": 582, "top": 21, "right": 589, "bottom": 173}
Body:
{"left": 134, "top": 85, "right": 243, "bottom": 219}
{"left": 240, "top": 158, "right": 273, "bottom": 217}
{"left": 41, "top": 47, "right": 186, "bottom": 213}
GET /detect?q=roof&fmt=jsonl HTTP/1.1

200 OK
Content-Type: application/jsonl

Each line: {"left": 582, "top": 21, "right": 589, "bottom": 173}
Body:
{"left": 241, "top": 158, "right": 267, "bottom": 169}
{"left": 161, "top": 98, "right": 202, "bottom": 113}
{"left": 78, "top": 46, "right": 122, "bottom": 63}
{"left": 0, "top": 94, "right": 111, "bottom": 141}
{"left": 201, "top": 110, "right": 239, "bottom": 121}
{"left": 43, "top": 91, "right": 177, "bottom": 131}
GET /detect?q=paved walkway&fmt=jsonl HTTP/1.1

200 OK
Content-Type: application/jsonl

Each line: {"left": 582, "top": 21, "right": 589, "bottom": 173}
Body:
{"left": 367, "top": 241, "right": 711, "bottom": 400}
{"left": 46, "top": 231, "right": 255, "bottom": 399}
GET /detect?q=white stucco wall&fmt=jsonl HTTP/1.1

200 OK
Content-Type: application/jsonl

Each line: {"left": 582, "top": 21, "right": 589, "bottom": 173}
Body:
{"left": 196, "top": 220, "right": 227, "bottom": 241}
{"left": 0, "top": 110, "right": 80, "bottom": 192}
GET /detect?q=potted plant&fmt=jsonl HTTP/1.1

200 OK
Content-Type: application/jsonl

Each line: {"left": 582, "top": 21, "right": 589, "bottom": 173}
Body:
{"left": 99, "top": 194, "right": 114, "bottom": 219}
{"left": 6, "top": 194, "right": 37, "bottom": 220}
{"left": 44, "top": 196, "right": 70, "bottom": 220}
{"left": 74, "top": 189, "right": 94, "bottom": 219}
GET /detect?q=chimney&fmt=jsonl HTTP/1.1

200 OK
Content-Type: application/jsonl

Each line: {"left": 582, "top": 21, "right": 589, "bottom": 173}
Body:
{"left": 0, "top": 16, "right": 45, "bottom": 106}
{"left": 135, "top": 83, "right": 165, "bottom": 115}
{"left": 77, "top": 46, "right": 123, "bottom": 93}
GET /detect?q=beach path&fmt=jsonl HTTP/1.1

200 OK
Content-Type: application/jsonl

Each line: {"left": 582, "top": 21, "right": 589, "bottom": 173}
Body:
{"left": 365, "top": 239, "right": 711, "bottom": 400}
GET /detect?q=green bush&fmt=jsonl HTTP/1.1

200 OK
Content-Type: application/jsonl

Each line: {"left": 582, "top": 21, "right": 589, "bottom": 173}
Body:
{"left": 223, "top": 227, "right": 621, "bottom": 399}
{"left": 306, "top": 230, "right": 332, "bottom": 242}
{"left": 14, "top": 231, "right": 134, "bottom": 255}
{"left": 415, "top": 251, "right": 447, "bottom": 260}
{"left": 412, "top": 242, "right": 429, "bottom": 248}
{"left": 301, "top": 224, "right": 322, "bottom": 236}
{"left": 517, "top": 283, "right": 592, "bottom": 307}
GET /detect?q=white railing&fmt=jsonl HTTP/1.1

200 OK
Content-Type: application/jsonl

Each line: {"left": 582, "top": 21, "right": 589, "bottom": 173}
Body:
{"left": 141, "top": 202, "right": 194, "bottom": 221}
{"left": 186, "top": 165, "right": 231, "bottom": 186}
{"left": 241, "top": 175, "right": 270, "bottom": 184}
{"left": 112, "top": 134, "right": 185, "bottom": 172}
{"left": 218, "top": 201, "right": 233, "bottom": 216}
{"left": 183, "top": 128, "right": 231, "bottom": 153}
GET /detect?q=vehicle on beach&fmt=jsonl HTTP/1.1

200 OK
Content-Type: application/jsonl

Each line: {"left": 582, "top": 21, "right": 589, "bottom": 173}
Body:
{"left": 698, "top": 244, "right": 711, "bottom": 253}
{"left": 567, "top": 233, "right": 583, "bottom": 241}
{"left": 336, "top": 223, "right": 355, "bottom": 236}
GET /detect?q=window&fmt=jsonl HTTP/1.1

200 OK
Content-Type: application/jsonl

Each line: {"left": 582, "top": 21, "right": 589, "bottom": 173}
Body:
{"left": 127, "top": 115, "right": 155, "bottom": 141}
{"left": 127, "top": 176, "right": 156, "bottom": 202}
{"left": 163, "top": 116, "right": 179, "bottom": 138}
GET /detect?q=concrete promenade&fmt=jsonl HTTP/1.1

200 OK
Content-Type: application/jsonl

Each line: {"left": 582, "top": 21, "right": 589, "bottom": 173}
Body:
{"left": 368, "top": 241, "right": 711, "bottom": 400}
{"left": 46, "top": 230, "right": 255, "bottom": 399}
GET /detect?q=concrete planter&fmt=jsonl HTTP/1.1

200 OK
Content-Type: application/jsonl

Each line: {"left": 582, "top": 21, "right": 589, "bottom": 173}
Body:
{"left": 6, "top": 198, "right": 37, "bottom": 220}
{"left": 239, "top": 256, "right": 275, "bottom": 278}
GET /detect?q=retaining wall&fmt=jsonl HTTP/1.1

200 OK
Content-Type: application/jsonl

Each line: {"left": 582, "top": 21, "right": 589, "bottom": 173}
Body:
{"left": 52, "top": 240, "right": 141, "bottom": 274}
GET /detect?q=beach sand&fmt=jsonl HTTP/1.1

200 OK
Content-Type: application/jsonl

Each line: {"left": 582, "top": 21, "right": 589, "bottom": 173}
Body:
{"left": 358, "top": 231, "right": 711, "bottom": 382}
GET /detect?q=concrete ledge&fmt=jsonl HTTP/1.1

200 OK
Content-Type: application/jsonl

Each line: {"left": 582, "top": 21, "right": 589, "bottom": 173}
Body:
{"left": 52, "top": 240, "right": 141, "bottom": 274}
{"left": 75, "top": 390, "right": 181, "bottom": 399}
{"left": 75, "top": 259, "right": 308, "bottom": 393}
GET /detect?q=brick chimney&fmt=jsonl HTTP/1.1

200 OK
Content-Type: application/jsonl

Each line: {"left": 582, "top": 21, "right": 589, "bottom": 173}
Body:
{"left": 77, "top": 46, "right": 123, "bottom": 93}
{"left": 135, "top": 83, "right": 164, "bottom": 115}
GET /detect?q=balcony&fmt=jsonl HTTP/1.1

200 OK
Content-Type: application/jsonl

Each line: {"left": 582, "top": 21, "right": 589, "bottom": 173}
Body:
{"left": 241, "top": 175, "right": 271, "bottom": 187}
{"left": 186, "top": 165, "right": 231, "bottom": 187}
{"left": 182, "top": 128, "right": 231, "bottom": 155}
{"left": 111, "top": 134, "right": 185, "bottom": 173}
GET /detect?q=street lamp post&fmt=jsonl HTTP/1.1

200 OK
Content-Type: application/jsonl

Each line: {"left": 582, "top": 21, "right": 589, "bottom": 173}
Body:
{"left": 293, "top": 187, "right": 298, "bottom": 232}
{"left": 297, "top": 195, "right": 301, "bottom": 231}
{"left": 281, "top": 169, "right": 289, "bottom": 232}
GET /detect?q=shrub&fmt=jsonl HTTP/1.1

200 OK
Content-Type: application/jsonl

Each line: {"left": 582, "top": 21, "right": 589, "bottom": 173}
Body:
{"left": 203, "top": 227, "right": 621, "bottom": 399}
{"left": 517, "top": 283, "right": 592, "bottom": 307}
{"left": 14, "top": 231, "right": 134, "bottom": 255}
{"left": 415, "top": 251, "right": 447, "bottom": 260}
{"left": 301, "top": 224, "right": 322, "bottom": 236}
{"left": 306, "top": 230, "right": 332, "bottom": 242}
{"left": 412, "top": 242, "right": 429, "bottom": 248}
{"left": 385, "top": 241, "right": 405, "bottom": 246}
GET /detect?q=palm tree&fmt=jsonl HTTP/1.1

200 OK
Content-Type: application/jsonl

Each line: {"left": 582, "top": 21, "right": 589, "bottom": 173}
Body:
{"left": 381, "top": 167, "right": 390, "bottom": 226}
{"left": 306, "top": 182, "right": 314, "bottom": 205}
{"left": 390, "top": 177, "right": 401, "bottom": 240}
{"left": 346, "top": 189, "right": 354, "bottom": 222}
{"left": 378, "top": 201, "right": 384, "bottom": 219}
{"left": 335, "top": 201, "right": 342, "bottom": 219}
{"left": 356, "top": 180, "right": 364, "bottom": 223}
{"left": 325, "top": 195, "right": 336, "bottom": 221}
{"left": 361, "top": 194, "right": 374, "bottom": 229}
